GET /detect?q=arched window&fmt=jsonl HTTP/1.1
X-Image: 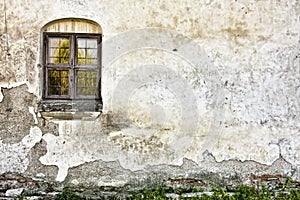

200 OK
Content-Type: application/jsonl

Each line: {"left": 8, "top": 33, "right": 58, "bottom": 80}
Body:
{"left": 40, "top": 18, "right": 102, "bottom": 112}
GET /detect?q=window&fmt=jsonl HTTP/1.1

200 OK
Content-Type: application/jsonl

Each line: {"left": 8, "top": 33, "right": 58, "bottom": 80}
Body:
{"left": 44, "top": 33, "right": 101, "bottom": 99}
{"left": 39, "top": 19, "right": 102, "bottom": 113}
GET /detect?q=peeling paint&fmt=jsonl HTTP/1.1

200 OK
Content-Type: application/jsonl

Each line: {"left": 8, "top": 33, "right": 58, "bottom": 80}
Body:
{"left": 0, "top": 127, "right": 42, "bottom": 174}
{"left": 0, "top": 0, "right": 299, "bottom": 186}
{"left": 28, "top": 107, "right": 38, "bottom": 125}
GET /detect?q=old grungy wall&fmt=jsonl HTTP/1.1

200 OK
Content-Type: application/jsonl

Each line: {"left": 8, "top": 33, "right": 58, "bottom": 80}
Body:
{"left": 0, "top": 0, "right": 299, "bottom": 187}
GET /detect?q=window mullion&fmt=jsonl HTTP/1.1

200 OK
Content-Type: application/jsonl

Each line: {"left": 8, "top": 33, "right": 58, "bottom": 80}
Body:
{"left": 70, "top": 35, "right": 76, "bottom": 99}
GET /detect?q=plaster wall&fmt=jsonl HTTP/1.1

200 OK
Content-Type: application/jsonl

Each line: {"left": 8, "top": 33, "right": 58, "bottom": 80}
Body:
{"left": 0, "top": 0, "right": 299, "bottom": 186}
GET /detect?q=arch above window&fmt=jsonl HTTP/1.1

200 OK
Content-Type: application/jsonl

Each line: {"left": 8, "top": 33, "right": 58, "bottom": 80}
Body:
{"left": 42, "top": 18, "right": 102, "bottom": 34}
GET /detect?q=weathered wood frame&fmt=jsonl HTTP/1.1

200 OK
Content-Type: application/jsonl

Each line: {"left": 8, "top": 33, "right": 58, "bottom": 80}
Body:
{"left": 43, "top": 33, "right": 102, "bottom": 100}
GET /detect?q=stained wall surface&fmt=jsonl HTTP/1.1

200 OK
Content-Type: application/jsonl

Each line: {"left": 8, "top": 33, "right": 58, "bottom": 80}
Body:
{"left": 0, "top": 0, "right": 299, "bottom": 186}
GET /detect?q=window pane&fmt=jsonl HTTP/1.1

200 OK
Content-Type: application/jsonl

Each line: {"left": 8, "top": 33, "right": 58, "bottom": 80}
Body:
{"left": 87, "top": 39, "right": 97, "bottom": 48}
{"left": 76, "top": 71, "right": 97, "bottom": 96}
{"left": 48, "top": 38, "right": 70, "bottom": 64}
{"left": 87, "top": 49, "right": 97, "bottom": 58}
{"left": 48, "top": 70, "right": 69, "bottom": 96}
{"left": 77, "top": 38, "right": 98, "bottom": 65}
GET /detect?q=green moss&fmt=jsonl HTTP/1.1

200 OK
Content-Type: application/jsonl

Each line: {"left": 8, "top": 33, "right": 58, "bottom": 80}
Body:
{"left": 55, "top": 187, "right": 87, "bottom": 200}
{"left": 128, "top": 185, "right": 300, "bottom": 200}
{"left": 52, "top": 180, "right": 300, "bottom": 200}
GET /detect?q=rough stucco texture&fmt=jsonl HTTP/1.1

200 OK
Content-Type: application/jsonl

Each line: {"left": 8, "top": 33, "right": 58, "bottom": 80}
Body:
{"left": 0, "top": 0, "right": 299, "bottom": 185}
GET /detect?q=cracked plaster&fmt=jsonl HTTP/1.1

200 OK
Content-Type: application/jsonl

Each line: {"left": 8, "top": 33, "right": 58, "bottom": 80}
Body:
{"left": 0, "top": 0, "right": 299, "bottom": 185}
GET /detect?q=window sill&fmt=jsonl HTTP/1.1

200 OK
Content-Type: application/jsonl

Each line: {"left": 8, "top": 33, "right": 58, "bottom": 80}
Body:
{"left": 38, "top": 99, "right": 102, "bottom": 120}
{"left": 40, "top": 111, "right": 100, "bottom": 120}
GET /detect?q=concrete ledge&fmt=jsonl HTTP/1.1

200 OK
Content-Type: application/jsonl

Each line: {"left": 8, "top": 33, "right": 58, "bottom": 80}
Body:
{"left": 40, "top": 111, "right": 101, "bottom": 120}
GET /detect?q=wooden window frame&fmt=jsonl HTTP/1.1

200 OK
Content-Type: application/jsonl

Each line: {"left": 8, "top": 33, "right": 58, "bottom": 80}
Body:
{"left": 43, "top": 32, "right": 102, "bottom": 100}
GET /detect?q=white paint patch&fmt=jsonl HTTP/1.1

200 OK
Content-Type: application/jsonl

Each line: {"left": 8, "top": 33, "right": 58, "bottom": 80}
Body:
{"left": 0, "top": 126, "right": 42, "bottom": 174}
{"left": 29, "top": 107, "right": 38, "bottom": 124}
{"left": 39, "top": 120, "right": 206, "bottom": 181}
{"left": 212, "top": 125, "right": 280, "bottom": 165}
{"left": 39, "top": 121, "right": 99, "bottom": 182}
{"left": 5, "top": 188, "right": 24, "bottom": 197}
{"left": 0, "top": 88, "right": 3, "bottom": 103}
{"left": 97, "top": 180, "right": 127, "bottom": 187}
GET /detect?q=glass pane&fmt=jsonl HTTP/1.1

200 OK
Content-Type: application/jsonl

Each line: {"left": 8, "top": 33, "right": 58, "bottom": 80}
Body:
{"left": 87, "top": 40, "right": 97, "bottom": 48}
{"left": 48, "top": 70, "right": 69, "bottom": 96}
{"left": 76, "top": 71, "right": 97, "bottom": 96}
{"left": 87, "top": 49, "right": 97, "bottom": 58}
{"left": 77, "top": 39, "right": 86, "bottom": 48}
{"left": 77, "top": 38, "right": 98, "bottom": 65}
{"left": 48, "top": 38, "right": 70, "bottom": 64}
